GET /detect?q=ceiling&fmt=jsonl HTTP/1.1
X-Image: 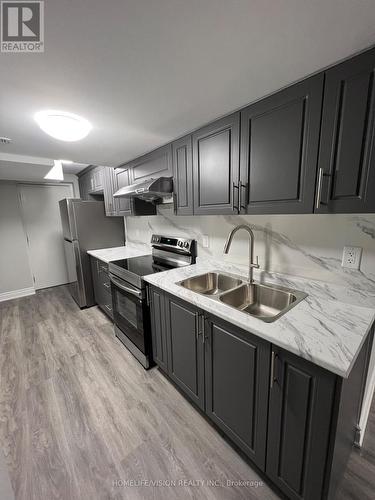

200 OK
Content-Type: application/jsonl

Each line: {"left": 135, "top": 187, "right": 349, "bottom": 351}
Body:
{"left": 1, "top": 0, "right": 375, "bottom": 170}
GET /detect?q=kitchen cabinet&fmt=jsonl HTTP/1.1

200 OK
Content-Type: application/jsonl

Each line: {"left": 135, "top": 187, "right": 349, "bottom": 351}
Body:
{"left": 165, "top": 295, "right": 205, "bottom": 409}
{"left": 315, "top": 47, "right": 375, "bottom": 213}
{"left": 240, "top": 75, "right": 324, "bottom": 214}
{"left": 113, "top": 166, "right": 133, "bottom": 216}
{"left": 192, "top": 113, "right": 240, "bottom": 215}
{"left": 78, "top": 166, "right": 104, "bottom": 200}
{"left": 92, "top": 166, "right": 104, "bottom": 192}
{"left": 103, "top": 167, "right": 117, "bottom": 216}
{"left": 90, "top": 257, "right": 113, "bottom": 318}
{"left": 172, "top": 135, "right": 194, "bottom": 215}
{"left": 111, "top": 165, "right": 157, "bottom": 216}
{"left": 266, "top": 346, "right": 336, "bottom": 500}
{"left": 148, "top": 285, "right": 372, "bottom": 499}
{"left": 149, "top": 286, "right": 169, "bottom": 372}
{"left": 204, "top": 315, "right": 270, "bottom": 470}
{"left": 131, "top": 143, "right": 172, "bottom": 184}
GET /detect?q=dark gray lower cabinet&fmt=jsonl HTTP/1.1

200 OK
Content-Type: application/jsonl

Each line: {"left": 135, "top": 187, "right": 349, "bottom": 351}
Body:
{"left": 148, "top": 286, "right": 371, "bottom": 499}
{"left": 266, "top": 346, "right": 336, "bottom": 500}
{"left": 205, "top": 316, "right": 270, "bottom": 470}
{"left": 165, "top": 295, "right": 205, "bottom": 409}
{"left": 90, "top": 257, "right": 113, "bottom": 318}
{"left": 149, "top": 287, "right": 169, "bottom": 372}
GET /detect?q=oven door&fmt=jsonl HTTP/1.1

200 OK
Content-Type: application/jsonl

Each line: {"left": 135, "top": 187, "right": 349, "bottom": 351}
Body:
{"left": 110, "top": 274, "right": 149, "bottom": 354}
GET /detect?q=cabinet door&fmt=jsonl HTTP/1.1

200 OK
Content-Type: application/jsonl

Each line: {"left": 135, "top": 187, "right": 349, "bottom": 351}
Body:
{"left": 131, "top": 144, "right": 172, "bottom": 184}
{"left": 103, "top": 167, "right": 116, "bottom": 216}
{"left": 149, "top": 287, "right": 169, "bottom": 372}
{"left": 266, "top": 346, "right": 336, "bottom": 500}
{"left": 113, "top": 167, "right": 133, "bottom": 216}
{"left": 193, "top": 113, "right": 240, "bottom": 215}
{"left": 172, "top": 135, "right": 194, "bottom": 215}
{"left": 316, "top": 48, "right": 375, "bottom": 213}
{"left": 165, "top": 295, "right": 204, "bottom": 409}
{"left": 93, "top": 167, "right": 104, "bottom": 191}
{"left": 240, "top": 75, "right": 323, "bottom": 214}
{"left": 205, "top": 316, "right": 270, "bottom": 470}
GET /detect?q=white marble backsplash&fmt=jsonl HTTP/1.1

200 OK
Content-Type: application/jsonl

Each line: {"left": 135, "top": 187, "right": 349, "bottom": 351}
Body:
{"left": 125, "top": 205, "right": 375, "bottom": 289}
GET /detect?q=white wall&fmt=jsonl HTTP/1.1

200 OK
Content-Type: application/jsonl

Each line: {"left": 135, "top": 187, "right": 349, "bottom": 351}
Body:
{"left": 0, "top": 177, "right": 80, "bottom": 298}
{"left": 125, "top": 205, "right": 375, "bottom": 286}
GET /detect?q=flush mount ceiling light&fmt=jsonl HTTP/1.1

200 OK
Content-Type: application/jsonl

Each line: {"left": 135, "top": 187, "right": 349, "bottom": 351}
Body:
{"left": 44, "top": 160, "right": 64, "bottom": 181}
{"left": 34, "top": 110, "right": 92, "bottom": 142}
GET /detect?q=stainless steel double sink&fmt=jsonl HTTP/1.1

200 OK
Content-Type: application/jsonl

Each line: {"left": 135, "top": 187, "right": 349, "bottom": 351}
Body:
{"left": 177, "top": 271, "right": 307, "bottom": 323}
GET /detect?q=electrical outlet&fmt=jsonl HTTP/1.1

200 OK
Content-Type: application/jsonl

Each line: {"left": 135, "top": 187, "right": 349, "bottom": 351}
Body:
{"left": 341, "top": 246, "right": 362, "bottom": 269}
{"left": 202, "top": 234, "right": 209, "bottom": 248}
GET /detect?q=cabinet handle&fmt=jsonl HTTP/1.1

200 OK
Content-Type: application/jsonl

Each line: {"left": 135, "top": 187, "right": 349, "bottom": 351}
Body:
{"left": 103, "top": 282, "right": 110, "bottom": 288}
{"left": 196, "top": 313, "right": 205, "bottom": 343}
{"left": 146, "top": 286, "right": 151, "bottom": 306}
{"left": 232, "top": 182, "right": 239, "bottom": 213}
{"left": 173, "top": 192, "right": 178, "bottom": 215}
{"left": 104, "top": 304, "right": 112, "bottom": 311}
{"left": 270, "top": 350, "right": 278, "bottom": 389}
{"left": 240, "top": 182, "right": 248, "bottom": 210}
{"left": 315, "top": 167, "right": 324, "bottom": 209}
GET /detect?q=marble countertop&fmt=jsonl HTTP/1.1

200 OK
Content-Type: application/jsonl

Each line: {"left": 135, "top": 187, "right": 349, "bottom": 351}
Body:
{"left": 87, "top": 245, "right": 149, "bottom": 263}
{"left": 143, "top": 259, "right": 375, "bottom": 378}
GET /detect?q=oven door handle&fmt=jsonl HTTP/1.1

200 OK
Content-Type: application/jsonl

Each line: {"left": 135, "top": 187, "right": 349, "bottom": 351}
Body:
{"left": 109, "top": 274, "right": 142, "bottom": 299}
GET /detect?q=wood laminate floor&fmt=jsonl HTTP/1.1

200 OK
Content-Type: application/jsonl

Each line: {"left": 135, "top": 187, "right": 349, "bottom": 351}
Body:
{"left": 0, "top": 286, "right": 374, "bottom": 500}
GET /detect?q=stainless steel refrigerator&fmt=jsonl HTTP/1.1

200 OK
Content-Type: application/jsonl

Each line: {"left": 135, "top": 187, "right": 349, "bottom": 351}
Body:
{"left": 59, "top": 199, "right": 124, "bottom": 308}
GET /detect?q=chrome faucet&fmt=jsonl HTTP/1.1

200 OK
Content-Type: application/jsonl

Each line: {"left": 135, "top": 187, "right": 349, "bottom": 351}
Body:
{"left": 223, "top": 225, "right": 259, "bottom": 283}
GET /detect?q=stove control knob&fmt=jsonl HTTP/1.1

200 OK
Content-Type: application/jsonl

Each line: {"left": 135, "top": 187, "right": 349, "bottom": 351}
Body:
{"left": 184, "top": 241, "right": 189, "bottom": 248}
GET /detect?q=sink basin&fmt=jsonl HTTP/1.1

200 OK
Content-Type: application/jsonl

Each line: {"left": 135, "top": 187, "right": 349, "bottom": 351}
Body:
{"left": 178, "top": 272, "right": 243, "bottom": 295}
{"left": 219, "top": 283, "right": 307, "bottom": 322}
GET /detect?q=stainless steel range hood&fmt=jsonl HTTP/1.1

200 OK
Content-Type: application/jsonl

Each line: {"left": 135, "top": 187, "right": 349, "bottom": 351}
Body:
{"left": 113, "top": 176, "right": 173, "bottom": 202}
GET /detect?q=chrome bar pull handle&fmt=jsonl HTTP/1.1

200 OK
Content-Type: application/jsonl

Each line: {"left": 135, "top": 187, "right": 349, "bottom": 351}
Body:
{"left": 232, "top": 182, "right": 239, "bottom": 213}
{"left": 315, "top": 167, "right": 324, "bottom": 210}
{"left": 270, "top": 350, "right": 278, "bottom": 389}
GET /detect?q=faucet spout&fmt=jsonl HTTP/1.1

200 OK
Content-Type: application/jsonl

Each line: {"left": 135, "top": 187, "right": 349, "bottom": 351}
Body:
{"left": 223, "top": 224, "right": 259, "bottom": 283}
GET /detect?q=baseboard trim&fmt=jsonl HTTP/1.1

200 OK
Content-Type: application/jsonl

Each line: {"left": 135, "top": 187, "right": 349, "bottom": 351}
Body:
{"left": 0, "top": 287, "right": 35, "bottom": 303}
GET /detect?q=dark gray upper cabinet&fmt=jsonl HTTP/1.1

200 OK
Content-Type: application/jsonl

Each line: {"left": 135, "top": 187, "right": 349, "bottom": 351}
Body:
{"left": 92, "top": 167, "right": 104, "bottom": 192}
{"left": 316, "top": 48, "right": 375, "bottom": 213}
{"left": 113, "top": 166, "right": 133, "bottom": 216}
{"left": 165, "top": 295, "right": 205, "bottom": 409}
{"left": 266, "top": 346, "right": 336, "bottom": 500}
{"left": 205, "top": 315, "right": 270, "bottom": 471}
{"left": 149, "top": 287, "right": 169, "bottom": 372}
{"left": 240, "top": 75, "right": 324, "bottom": 214}
{"left": 131, "top": 143, "right": 172, "bottom": 183}
{"left": 172, "top": 135, "right": 194, "bottom": 215}
{"left": 103, "top": 167, "right": 117, "bottom": 216}
{"left": 193, "top": 113, "right": 240, "bottom": 215}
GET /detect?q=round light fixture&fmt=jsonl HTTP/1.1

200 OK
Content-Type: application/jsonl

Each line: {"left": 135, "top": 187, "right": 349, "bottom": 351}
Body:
{"left": 34, "top": 110, "right": 92, "bottom": 142}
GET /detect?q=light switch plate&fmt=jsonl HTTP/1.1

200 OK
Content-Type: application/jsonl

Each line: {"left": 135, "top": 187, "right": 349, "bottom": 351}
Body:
{"left": 341, "top": 246, "right": 362, "bottom": 269}
{"left": 202, "top": 234, "right": 209, "bottom": 248}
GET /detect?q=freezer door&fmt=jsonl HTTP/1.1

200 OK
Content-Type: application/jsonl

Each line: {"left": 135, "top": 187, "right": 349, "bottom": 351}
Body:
{"left": 63, "top": 239, "right": 86, "bottom": 307}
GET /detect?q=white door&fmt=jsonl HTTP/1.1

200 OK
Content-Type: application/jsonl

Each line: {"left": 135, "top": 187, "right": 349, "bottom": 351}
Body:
{"left": 18, "top": 184, "right": 73, "bottom": 290}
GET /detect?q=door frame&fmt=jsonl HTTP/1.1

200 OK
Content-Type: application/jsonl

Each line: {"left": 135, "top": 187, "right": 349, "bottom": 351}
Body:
{"left": 17, "top": 182, "right": 74, "bottom": 290}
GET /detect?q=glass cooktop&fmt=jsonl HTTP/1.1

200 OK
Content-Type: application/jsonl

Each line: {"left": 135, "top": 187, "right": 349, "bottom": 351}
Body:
{"left": 110, "top": 254, "right": 172, "bottom": 277}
